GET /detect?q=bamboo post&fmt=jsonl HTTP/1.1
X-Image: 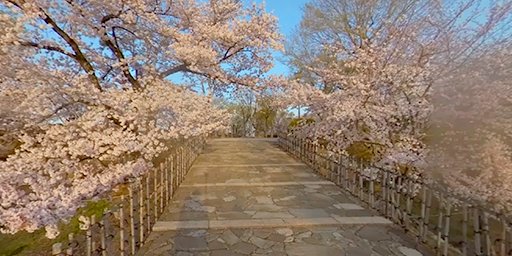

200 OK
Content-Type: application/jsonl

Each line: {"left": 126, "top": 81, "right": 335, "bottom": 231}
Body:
{"left": 389, "top": 173, "right": 395, "bottom": 222}
{"left": 289, "top": 134, "right": 292, "bottom": 153}
{"left": 175, "top": 149, "right": 179, "bottom": 186}
{"left": 119, "top": 196, "right": 125, "bottom": 256}
{"left": 154, "top": 167, "right": 158, "bottom": 220}
{"left": 462, "top": 203, "right": 468, "bottom": 256}
{"left": 419, "top": 186, "right": 427, "bottom": 243}
{"left": 52, "top": 243, "right": 62, "bottom": 256}
{"left": 170, "top": 158, "right": 174, "bottom": 197}
{"left": 352, "top": 158, "right": 357, "bottom": 195}
{"left": 298, "top": 138, "right": 304, "bottom": 161}
{"left": 293, "top": 136, "right": 296, "bottom": 156}
{"left": 299, "top": 137, "right": 302, "bottom": 159}
{"left": 396, "top": 176, "right": 403, "bottom": 226}
{"left": 180, "top": 146, "right": 183, "bottom": 182}
{"left": 369, "top": 166, "right": 375, "bottom": 208}
{"left": 405, "top": 178, "right": 412, "bottom": 233}
{"left": 306, "top": 140, "right": 309, "bottom": 164}
{"left": 294, "top": 136, "right": 297, "bottom": 156}
{"left": 289, "top": 135, "right": 292, "bottom": 153}
{"left": 358, "top": 168, "right": 363, "bottom": 200}
{"left": 382, "top": 171, "right": 388, "bottom": 217}
{"left": 501, "top": 218, "right": 507, "bottom": 256}
{"left": 313, "top": 144, "right": 317, "bottom": 170}
{"left": 474, "top": 208, "right": 482, "bottom": 256}
{"left": 139, "top": 179, "right": 145, "bottom": 245}
{"left": 308, "top": 141, "right": 313, "bottom": 166}
{"left": 179, "top": 147, "right": 183, "bottom": 184}
{"left": 443, "top": 201, "right": 451, "bottom": 256}
{"left": 345, "top": 157, "right": 350, "bottom": 191}
{"left": 100, "top": 216, "right": 107, "bottom": 256}
{"left": 185, "top": 145, "right": 189, "bottom": 170}
{"left": 508, "top": 219, "right": 512, "bottom": 256}
{"left": 91, "top": 215, "right": 96, "bottom": 255}
{"left": 165, "top": 160, "right": 169, "bottom": 204}
{"left": 305, "top": 140, "right": 308, "bottom": 163}
{"left": 86, "top": 215, "right": 92, "bottom": 256}
{"left": 337, "top": 154, "right": 342, "bottom": 185}
{"left": 182, "top": 146, "right": 185, "bottom": 180}
{"left": 324, "top": 152, "right": 328, "bottom": 178}
{"left": 160, "top": 162, "right": 164, "bottom": 214}
{"left": 146, "top": 173, "right": 151, "bottom": 229}
{"left": 310, "top": 142, "right": 313, "bottom": 165}
{"left": 129, "top": 185, "right": 136, "bottom": 254}
{"left": 436, "top": 199, "right": 443, "bottom": 254}
{"left": 305, "top": 141, "right": 308, "bottom": 163}
{"left": 289, "top": 134, "right": 291, "bottom": 153}
{"left": 330, "top": 156, "right": 335, "bottom": 182}
{"left": 66, "top": 233, "right": 74, "bottom": 256}
{"left": 423, "top": 188, "right": 433, "bottom": 242}
{"left": 482, "top": 212, "right": 490, "bottom": 256}
{"left": 315, "top": 145, "right": 319, "bottom": 172}
{"left": 184, "top": 145, "right": 187, "bottom": 170}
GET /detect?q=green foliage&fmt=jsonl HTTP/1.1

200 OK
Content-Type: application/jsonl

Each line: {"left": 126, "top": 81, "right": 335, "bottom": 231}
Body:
{"left": 0, "top": 200, "right": 110, "bottom": 256}
{"left": 346, "top": 142, "right": 382, "bottom": 162}
{"left": 288, "top": 117, "right": 315, "bottom": 128}
{"left": 224, "top": 91, "right": 293, "bottom": 137}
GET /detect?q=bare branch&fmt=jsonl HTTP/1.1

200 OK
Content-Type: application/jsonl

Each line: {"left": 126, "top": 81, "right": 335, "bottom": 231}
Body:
{"left": 100, "top": 14, "right": 143, "bottom": 91}
{"left": 32, "top": 7, "right": 103, "bottom": 91}
{"left": 17, "top": 41, "right": 75, "bottom": 58}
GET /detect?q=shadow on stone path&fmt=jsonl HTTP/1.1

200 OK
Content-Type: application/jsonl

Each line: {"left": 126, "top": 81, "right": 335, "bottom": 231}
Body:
{"left": 136, "top": 139, "right": 434, "bottom": 256}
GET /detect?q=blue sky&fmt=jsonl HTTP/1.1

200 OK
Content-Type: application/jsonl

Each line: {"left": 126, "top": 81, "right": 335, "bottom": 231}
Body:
{"left": 242, "top": 0, "right": 308, "bottom": 116}
{"left": 244, "top": 0, "right": 309, "bottom": 76}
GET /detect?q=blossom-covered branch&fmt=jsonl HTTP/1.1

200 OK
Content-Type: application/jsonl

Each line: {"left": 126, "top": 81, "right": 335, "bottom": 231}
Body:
{"left": 0, "top": 0, "right": 282, "bottom": 238}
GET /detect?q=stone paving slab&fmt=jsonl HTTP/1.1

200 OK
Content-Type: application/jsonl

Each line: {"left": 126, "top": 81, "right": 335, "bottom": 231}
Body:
{"left": 183, "top": 165, "right": 322, "bottom": 184}
{"left": 137, "top": 225, "right": 433, "bottom": 256}
{"left": 138, "top": 139, "right": 433, "bottom": 256}
{"left": 159, "top": 184, "right": 374, "bottom": 221}
{"left": 153, "top": 217, "right": 392, "bottom": 231}
{"left": 193, "top": 154, "right": 303, "bottom": 165}
{"left": 181, "top": 181, "right": 335, "bottom": 187}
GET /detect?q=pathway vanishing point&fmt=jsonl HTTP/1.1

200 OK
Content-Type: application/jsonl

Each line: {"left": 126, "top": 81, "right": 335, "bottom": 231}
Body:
{"left": 137, "top": 138, "right": 433, "bottom": 256}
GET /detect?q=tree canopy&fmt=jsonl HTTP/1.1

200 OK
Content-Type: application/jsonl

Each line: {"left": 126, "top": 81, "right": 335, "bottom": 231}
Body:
{"left": 0, "top": 0, "right": 283, "bottom": 238}
{"left": 278, "top": 0, "right": 512, "bottom": 210}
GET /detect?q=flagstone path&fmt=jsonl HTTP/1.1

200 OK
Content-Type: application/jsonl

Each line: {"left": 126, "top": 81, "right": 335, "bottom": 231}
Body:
{"left": 137, "top": 138, "right": 433, "bottom": 256}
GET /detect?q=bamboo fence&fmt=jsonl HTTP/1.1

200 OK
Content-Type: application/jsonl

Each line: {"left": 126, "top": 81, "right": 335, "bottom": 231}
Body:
{"left": 278, "top": 131, "right": 511, "bottom": 256}
{"left": 51, "top": 137, "right": 206, "bottom": 256}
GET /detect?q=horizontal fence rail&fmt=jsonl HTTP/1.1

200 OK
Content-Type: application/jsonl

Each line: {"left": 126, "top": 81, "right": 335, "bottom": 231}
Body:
{"left": 277, "top": 131, "right": 512, "bottom": 256}
{"left": 51, "top": 137, "right": 206, "bottom": 256}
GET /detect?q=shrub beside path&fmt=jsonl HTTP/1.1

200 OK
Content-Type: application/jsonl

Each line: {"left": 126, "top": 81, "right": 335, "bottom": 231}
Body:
{"left": 137, "top": 138, "right": 433, "bottom": 256}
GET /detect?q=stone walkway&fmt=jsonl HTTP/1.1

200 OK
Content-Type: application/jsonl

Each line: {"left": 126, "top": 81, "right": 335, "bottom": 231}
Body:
{"left": 137, "top": 139, "right": 433, "bottom": 256}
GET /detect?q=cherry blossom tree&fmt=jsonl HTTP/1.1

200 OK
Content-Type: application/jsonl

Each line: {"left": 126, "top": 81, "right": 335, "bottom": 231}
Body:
{"left": 278, "top": 0, "right": 512, "bottom": 182}
{"left": 429, "top": 44, "right": 512, "bottom": 211}
{"left": 0, "top": 0, "right": 282, "bottom": 238}
{"left": 278, "top": 44, "right": 432, "bottom": 172}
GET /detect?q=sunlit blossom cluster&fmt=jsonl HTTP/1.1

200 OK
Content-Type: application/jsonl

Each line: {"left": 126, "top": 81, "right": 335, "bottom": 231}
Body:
{"left": 277, "top": 44, "right": 432, "bottom": 172}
